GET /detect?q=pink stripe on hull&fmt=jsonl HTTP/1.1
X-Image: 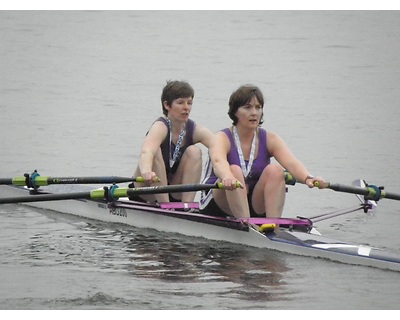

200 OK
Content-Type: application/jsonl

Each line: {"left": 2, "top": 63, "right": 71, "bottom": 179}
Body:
{"left": 159, "top": 202, "right": 199, "bottom": 209}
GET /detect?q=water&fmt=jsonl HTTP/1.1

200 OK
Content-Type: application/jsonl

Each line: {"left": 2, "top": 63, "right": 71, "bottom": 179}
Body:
{"left": 1, "top": 11, "right": 400, "bottom": 310}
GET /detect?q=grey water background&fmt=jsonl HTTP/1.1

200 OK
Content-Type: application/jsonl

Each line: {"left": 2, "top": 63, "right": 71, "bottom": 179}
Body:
{"left": 1, "top": 10, "right": 400, "bottom": 310}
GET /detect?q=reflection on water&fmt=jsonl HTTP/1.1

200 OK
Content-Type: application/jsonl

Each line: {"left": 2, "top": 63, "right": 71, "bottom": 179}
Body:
{"left": 126, "top": 232, "right": 292, "bottom": 302}
{"left": 3, "top": 205, "right": 293, "bottom": 304}
{"left": 2, "top": 202, "right": 400, "bottom": 309}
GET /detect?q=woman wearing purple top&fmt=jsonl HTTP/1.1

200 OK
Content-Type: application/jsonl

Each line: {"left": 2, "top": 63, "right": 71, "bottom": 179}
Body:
{"left": 200, "top": 84, "right": 327, "bottom": 218}
{"left": 133, "top": 80, "right": 213, "bottom": 204}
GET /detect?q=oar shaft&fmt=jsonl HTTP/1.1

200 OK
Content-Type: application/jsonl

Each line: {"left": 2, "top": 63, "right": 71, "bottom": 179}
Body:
{"left": 39, "top": 176, "right": 144, "bottom": 185}
{"left": 116, "top": 184, "right": 220, "bottom": 198}
{"left": 0, "top": 191, "right": 93, "bottom": 204}
{"left": 0, "top": 176, "right": 144, "bottom": 186}
{"left": 381, "top": 191, "right": 400, "bottom": 201}
{"left": 328, "top": 183, "right": 371, "bottom": 196}
{"left": 326, "top": 183, "right": 400, "bottom": 201}
{"left": 0, "top": 178, "right": 13, "bottom": 185}
{"left": 0, "top": 183, "right": 222, "bottom": 204}
{"left": 1, "top": 170, "right": 295, "bottom": 187}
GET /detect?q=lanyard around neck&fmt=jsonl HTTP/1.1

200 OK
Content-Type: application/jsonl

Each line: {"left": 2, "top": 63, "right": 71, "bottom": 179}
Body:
{"left": 232, "top": 126, "right": 256, "bottom": 178}
{"left": 167, "top": 118, "right": 186, "bottom": 168}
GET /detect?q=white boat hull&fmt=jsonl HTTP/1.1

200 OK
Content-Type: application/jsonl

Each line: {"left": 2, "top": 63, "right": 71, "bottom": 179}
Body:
{"left": 1, "top": 185, "right": 400, "bottom": 272}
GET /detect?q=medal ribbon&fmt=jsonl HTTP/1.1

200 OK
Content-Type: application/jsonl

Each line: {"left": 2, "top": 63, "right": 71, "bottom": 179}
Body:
{"left": 233, "top": 126, "right": 256, "bottom": 178}
{"left": 167, "top": 118, "right": 186, "bottom": 168}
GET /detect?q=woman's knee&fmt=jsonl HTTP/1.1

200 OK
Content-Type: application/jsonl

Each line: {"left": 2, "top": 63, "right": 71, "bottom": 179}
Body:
{"left": 183, "top": 145, "right": 202, "bottom": 161}
{"left": 263, "top": 164, "right": 285, "bottom": 180}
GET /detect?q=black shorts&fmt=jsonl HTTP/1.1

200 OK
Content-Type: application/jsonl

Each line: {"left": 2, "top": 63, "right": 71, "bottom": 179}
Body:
{"left": 200, "top": 192, "right": 261, "bottom": 218}
{"left": 129, "top": 193, "right": 179, "bottom": 203}
{"left": 199, "top": 198, "right": 229, "bottom": 217}
{"left": 128, "top": 183, "right": 179, "bottom": 203}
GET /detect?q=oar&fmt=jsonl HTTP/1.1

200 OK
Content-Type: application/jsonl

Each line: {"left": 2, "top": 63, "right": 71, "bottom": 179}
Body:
{"left": 1, "top": 170, "right": 296, "bottom": 188}
{"left": 0, "top": 174, "right": 145, "bottom": 187}
{"left": 0, "top": 183, "right": 233, "bottom": 204}
{"left": 284, "top": 171, "right": 296, "bottom": 185}
{"left": 315, "top": 181, "right": 400, "bottom": 201}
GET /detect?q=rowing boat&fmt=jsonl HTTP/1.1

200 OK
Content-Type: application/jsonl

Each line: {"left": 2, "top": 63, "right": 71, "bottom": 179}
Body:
{"left": 1, "top": 173, "right": 400, "bottom": 272}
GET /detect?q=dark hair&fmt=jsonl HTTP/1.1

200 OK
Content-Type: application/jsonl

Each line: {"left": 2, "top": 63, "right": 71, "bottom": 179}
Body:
{"left": 228, "top": 84, "right": 264, "bottom": 125}
{"left": 161, "top": 80, "right": 194, "bottom": 116}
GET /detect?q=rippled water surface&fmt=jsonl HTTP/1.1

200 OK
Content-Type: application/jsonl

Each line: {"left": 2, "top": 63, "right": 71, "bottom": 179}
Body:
{"left": 1, "top": 11, "right": 400, "bottom": 310}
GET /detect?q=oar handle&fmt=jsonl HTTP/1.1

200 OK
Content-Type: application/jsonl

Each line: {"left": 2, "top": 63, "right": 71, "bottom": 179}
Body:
{"left": 216, "top": 181, "right": 243, "bottom": 189}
